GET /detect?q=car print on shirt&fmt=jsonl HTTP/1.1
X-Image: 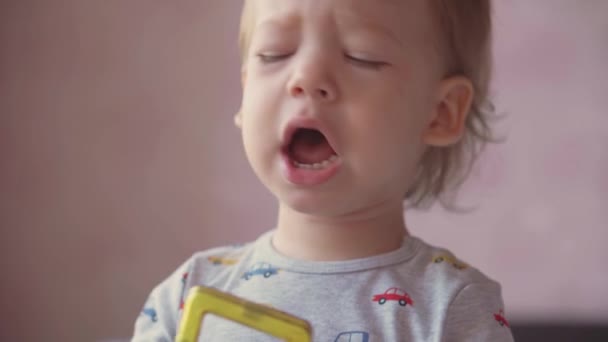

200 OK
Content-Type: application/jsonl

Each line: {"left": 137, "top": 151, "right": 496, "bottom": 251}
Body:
{"left": 494, "top": 309, "right": 510, "bottom": 327}
{"left": 207, "top": 255, "right": 239, "bottom": 265}
{"left": 242, "top": 262, "right": 280, "bottom": 280}
{"left": 141, "top": 307, "right": 158, "bottom": 322}
{"left": 432, "top": 254, "right": 468, "bottom": 270}
{"left": 334, "top": 330, "right": 369, "bottom": 342}
{"left": 372, "top": 287, "right": 413, "bottom": 307}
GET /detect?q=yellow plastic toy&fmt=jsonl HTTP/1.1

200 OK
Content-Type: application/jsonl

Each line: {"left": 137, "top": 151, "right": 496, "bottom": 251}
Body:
{"left": 176, "top": 286, "right": 312, "bottom": 342}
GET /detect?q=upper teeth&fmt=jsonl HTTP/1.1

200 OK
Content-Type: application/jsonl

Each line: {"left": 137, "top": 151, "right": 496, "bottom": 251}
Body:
{"left": 293, "top": 155, "right": 339, "bottom": 169}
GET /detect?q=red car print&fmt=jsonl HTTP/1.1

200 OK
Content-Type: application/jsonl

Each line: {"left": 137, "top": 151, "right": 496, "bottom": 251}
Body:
{"left": 494, "top": 309, "right": 510, "bottom": 327}
{"left": 372, "top": 287, "right": 413, "bottom": 307}
{"left": 179, "top": 272, "right": 188, "bottom": 310}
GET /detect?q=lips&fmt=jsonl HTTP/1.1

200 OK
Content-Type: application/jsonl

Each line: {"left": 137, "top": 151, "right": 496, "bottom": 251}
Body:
{"left": 279, "top": 116, "right": 342, "bottom": 186}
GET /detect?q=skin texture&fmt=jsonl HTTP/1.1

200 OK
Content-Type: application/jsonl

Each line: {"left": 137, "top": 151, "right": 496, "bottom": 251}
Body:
{"left": 236, "top": 0, "right": 473, "bottom": 261}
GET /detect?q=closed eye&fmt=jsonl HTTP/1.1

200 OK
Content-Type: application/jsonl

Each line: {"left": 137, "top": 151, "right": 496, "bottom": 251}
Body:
{"left": 256, "top": 53, "right": 293, "bottom": 64}
{"left": 345, "top": 54, "right": 389, "bottom": 70}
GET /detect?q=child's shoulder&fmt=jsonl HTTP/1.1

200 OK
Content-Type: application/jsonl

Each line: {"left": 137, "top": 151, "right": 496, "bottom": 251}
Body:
{"left": 408, "top": 235, "right": 501, "bottom": 288}
{"left": 190, "top": 242, "right": 252, "bottom": 266}
{"left": 175, "top": 241, "right": 256, "bottom": 286}
{"left": 185, "top": 241, "right": 253, "bottom": 267}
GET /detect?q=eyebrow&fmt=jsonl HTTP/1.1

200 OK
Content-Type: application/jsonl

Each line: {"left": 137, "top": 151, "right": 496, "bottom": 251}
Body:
{"left": 255, "top": 12, "right": 301, "bottom": 32}
{"left": 356, "top": 23, "right": 404, "bottom": 47}
{"left": 254, "top": 9, "right": 405, "bottom": 48}
{"left": 338, "top": 12, "right": 405, "bottom": 48}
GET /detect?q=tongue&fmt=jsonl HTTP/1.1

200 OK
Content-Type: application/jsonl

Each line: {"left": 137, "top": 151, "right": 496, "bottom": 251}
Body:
{"left": 289, "top": 129, "right": 335, "bottom": 164}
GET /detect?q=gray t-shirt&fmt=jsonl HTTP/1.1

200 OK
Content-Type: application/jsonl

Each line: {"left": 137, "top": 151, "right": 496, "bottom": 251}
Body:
{"left": 132, "top": 230, "right": 514, "bottom": 341}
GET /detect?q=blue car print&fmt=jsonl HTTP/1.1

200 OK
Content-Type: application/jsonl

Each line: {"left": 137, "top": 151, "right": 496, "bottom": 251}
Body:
{"left": 141, "top": 307, "right": 158, "bottom": 322}
{"left": 242, "top": 262, "right": 280, "bottom": 280}
{"left": 334, "top": 331, "right": 369, "bottom": 342}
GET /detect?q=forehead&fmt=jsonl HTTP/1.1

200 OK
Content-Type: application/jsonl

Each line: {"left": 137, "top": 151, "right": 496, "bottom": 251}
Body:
{"left": 245, "top": 0, "right": 435, "bottom": 41}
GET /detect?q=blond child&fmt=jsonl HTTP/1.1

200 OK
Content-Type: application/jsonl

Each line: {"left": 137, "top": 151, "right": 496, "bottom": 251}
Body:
{"left": 133, "top": 0, "right": 514, "bottom": 340}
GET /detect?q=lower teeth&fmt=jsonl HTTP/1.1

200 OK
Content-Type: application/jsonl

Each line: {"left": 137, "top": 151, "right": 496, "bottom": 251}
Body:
{"left": 293, "top": 155, "right": 338, "bottom": 169}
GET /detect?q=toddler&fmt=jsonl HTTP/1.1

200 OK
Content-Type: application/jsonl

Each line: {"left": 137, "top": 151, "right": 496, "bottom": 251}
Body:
{"left": 132, "top": 0, "right": 514, "bottom": 340}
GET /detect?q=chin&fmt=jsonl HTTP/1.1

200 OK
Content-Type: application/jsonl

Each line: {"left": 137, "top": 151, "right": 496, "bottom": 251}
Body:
{"left": 277, "top": 188, "right": 349, "bottom": 217}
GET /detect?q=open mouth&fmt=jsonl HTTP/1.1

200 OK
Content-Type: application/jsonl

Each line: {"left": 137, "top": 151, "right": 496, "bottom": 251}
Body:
{"left": 286, "top": 128, "right": 339, "bottom": 170}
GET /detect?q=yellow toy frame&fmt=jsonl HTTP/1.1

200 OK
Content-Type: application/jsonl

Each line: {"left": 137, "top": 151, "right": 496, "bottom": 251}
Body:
{"left": 176, "top": 286, "right": 312, "bottom": 342}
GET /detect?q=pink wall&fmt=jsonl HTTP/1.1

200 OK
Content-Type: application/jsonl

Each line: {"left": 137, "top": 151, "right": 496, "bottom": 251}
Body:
{"left": 1, "top": 1, "right": 607, "bottom": 340}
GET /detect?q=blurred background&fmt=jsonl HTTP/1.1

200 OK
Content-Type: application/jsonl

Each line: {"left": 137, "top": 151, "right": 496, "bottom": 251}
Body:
{"left": 1, "top": 0, "right": 607, "bottom": 341}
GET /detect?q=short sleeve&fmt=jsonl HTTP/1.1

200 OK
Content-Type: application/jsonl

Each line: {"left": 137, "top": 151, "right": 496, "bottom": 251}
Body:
{"left": 131, "top": 259, "right": 192, "bottom": 342}
{"left": 442, "top": 282, "right": 514, "bottom": 342}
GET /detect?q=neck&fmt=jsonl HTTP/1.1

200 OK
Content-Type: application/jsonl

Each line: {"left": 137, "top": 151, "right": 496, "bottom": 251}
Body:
{"left": 273, "top": 200, "right": 409, "bottom": 261}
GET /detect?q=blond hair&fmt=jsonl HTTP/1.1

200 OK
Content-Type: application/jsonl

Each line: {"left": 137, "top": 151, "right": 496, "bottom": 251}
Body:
{"left": 238, "top": 0, "right": 499, "bottom": 210}
{"left": 407, "top": 0, "right": 498, "bottom": 210}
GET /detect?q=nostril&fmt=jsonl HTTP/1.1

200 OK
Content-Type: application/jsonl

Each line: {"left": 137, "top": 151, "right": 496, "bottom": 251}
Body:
{"left": 292, "top": 87, "right": 304, "bottom": 96}
{"left": 289, "top": 83, "right": 332, "bottom": 100}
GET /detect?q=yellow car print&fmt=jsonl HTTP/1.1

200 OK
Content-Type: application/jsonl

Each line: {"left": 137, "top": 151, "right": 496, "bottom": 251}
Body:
{"left": 208, "top": 256, "right": 239, "bottom": 265}
{"left": 432, "top": 255, "right": 468, "bottom": 270}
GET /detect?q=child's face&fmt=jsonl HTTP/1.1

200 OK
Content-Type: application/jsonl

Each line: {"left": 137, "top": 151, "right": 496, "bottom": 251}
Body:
{"left": 238, "top": 0, "right": 448, "bottom": 216}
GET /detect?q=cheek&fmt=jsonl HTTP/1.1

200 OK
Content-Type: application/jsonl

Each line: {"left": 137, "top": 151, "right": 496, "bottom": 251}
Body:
{"left": 241, "top": 69, "right": 284, "bottom": 118}
{"left": 349, "top": 86, "right": 429, "bottom": 144}
{"left": 346, "top": 92, "right": 429, "bottom": 178}
{"left": 241, "top": 82, "right": 269, "bottom": 127}
{"left": 370, "top": 122, "right": 425, "bottom": 166}
{"left": 240, "top": 90, "right": 279, "bottom": 161}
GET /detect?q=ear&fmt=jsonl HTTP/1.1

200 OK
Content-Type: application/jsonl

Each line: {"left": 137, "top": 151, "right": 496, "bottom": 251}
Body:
{"left": 422, "top": 76, "right": 474, "bottom": 147}
{"left": 234, "top": 110, "right": 243, "bottom": 128}
{"left": 234, "top": 68, "right": 247, "bottom": 128}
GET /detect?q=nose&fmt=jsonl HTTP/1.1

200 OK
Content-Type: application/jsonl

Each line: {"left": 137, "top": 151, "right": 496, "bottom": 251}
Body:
{"left": 286, "top": 54, "right": 338, "bottom": 103}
